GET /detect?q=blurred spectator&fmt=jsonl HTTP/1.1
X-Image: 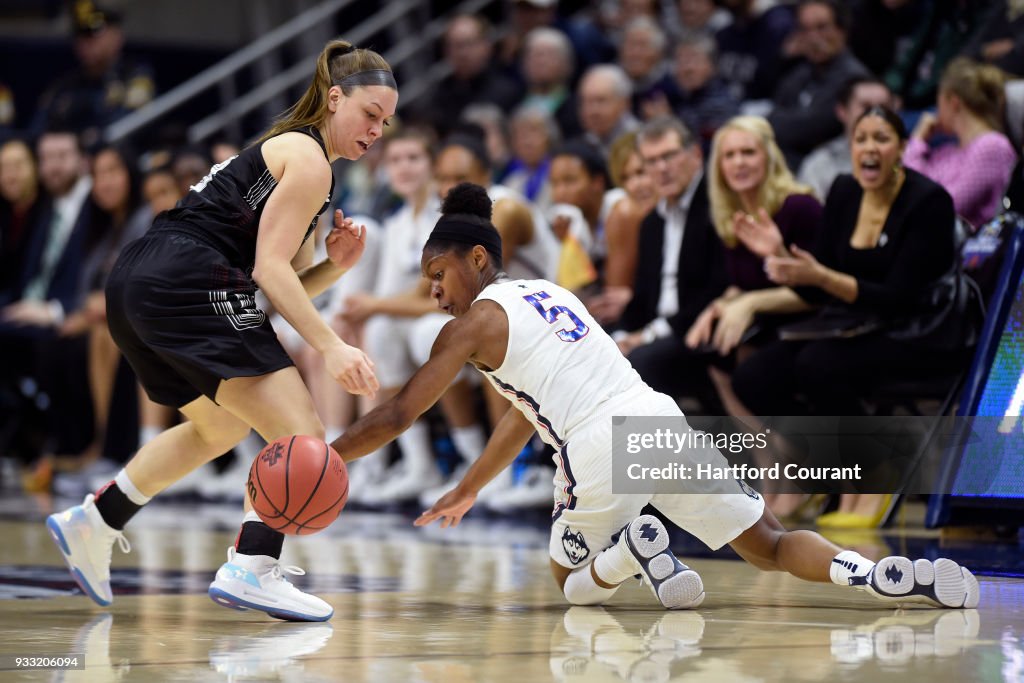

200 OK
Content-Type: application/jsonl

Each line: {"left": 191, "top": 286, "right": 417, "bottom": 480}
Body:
{"left": 728, "top": 107, "right": 965, "bottom": 418}
{"left": 503, "top": 105, "right": 559, "bottom": 212}
{"left": 333, "top": 119, "right": 398, "bottom": 224}
{"left": 32, "top": 1, "right": 155, "bottom": 148}
{"left": 598, "top": 0, "right": 661, "bottom": 45}
{"left": 519, "top": 27, "right": 580, "bottom": 138}
{"left": 715, "top": 0, "right": 795, "bottom": 101}
{"left": 798, "top": 76, "right": 894, "bottom": 200}
{"left": 426, "top": 14, "right": 523, "bottom": 137}
{"left": 617, "top": 17, "right": 671, "bottom": 116}
{"left": 170, "top": 147, "right": 210, "bottom": 197}
{"left": 883, "top": 0, "right": 993, "bottom": 111}
{"left": 0, "top": 139, "right": 43, "bottom": 300}
{"left": 140, "top": 165, "right": 181, "bottom": 216}
{"left": 209, "top": 137, "right": 241, "bottom": 165}
{"left": 659, "top": 32, "right": 741, "bottom": 153}
{"left": 546, "top": 139, "right": 618, "bottom": 289}
{"left": 676, "top": 0, "right": 732, "bottom": 36}
{"left": 587, "top": 131, "right": 657, "bottom": 325}
{"left": 903, "top": 58, "right": 1017, "bottom": 229}
{"left": 960, "top": 0, "right": 1024, "bottom": 77}
{"left": 847, "top": 0, "right": 926, "bottom": 79}
{"left": 55, "top": 143, "right": 150, "bottom": 468}
{"left": 460, "top": 104, "right": 512, "bottom": 182}
{"left": 615, "top": 116, "right": 728, "bottom": 407}
{"left": 0, "top": 83, "right": 15, "bottom": 135}
{"left": 500, "top": 0, "right": 615, "bottom": 79}
{"left": 769, "top": 0, "right": 869, "bottom": 169}
{"left": 578, "top": 64, "right": 639, "bottom": 157}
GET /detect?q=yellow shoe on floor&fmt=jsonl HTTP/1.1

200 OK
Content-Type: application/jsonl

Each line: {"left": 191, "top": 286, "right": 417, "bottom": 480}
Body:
{"left": 816, "top": 495, "right": 893, "bottom": 529}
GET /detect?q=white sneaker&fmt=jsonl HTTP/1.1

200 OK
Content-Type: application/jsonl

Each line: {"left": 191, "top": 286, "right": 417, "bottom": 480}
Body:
{"left": 483, "top": 466, "right": 554, "bottom": 512}
{"left": 208, "top": 547, "right": 334, "bottom": 622}
{"left": 857, "top": 556, "right": 980, "bottom": 608}
{"left": 209, "top": 622, "right": 334, "bottom": 677}
{"left": 619, "top": 515, "right": 704, "bottom": 609}
{"left": 418, "top": 464, "right": 514, "bottom": 508}
{"left": 362, "top": 466, "right": 443, "bottom": 505}
{"left": 345, "top": 455, "right": 388, "bottom": 506}
{"left": 46, "top": 494, "right": 131, "bottom": 606}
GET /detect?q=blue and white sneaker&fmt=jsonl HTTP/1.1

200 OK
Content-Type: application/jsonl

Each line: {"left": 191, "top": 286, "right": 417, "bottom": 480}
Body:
{"left": 208, "top": 547, "right": 334, "bottom": 622}
{"left": 620, "top": 515, "right": 705, "bottom": 609}
{"left": 46, "top": 494, "right": 131, "bottom": 606}
{"left": 857, "top": 556, "right": 980, "bottom": 609}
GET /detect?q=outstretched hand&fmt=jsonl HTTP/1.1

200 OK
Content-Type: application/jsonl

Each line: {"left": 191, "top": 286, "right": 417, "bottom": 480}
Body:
{"left": 733, "top": 208, "right": 784, "bottom": 259}
{"left": 325, "top": 209, "right": 366, "bottom": 271}
{"left": 414, "top": 486, "right": 478, "bottom": 529}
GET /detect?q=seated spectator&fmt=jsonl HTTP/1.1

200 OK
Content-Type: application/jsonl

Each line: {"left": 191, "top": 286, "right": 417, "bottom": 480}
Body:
{"left": 578, "top": 64, "right": 640, "bottom": 157}
{"left": 847, "top": 0, "right": 926, "bottom": 79}
{"left": 546, "top": 140, "right": 622, "bottom": 294}
{"left": 587, "top": 131, "right": 658, "bottom": 326}
{"left": 903, "top": 57, "right": 1018, "bottom": 230}
{"left": 518, "top": 27, "right": 580, "bottom": 139}
{"left": 883, "top": 0, "right": 993, "bottom": 111}
{"left": 663, "top": 32, "right": 740, "bottom": 153}
{"left": 617, "top": 17, "right": 672, "bottom": 117}
{"left": 460, "top": 104, "right": 513, "bottom": 183}
{"left": 769, "top": 0, "right": 870, "bottom": 170}
{"left": 32, "top": 2, "right": 155, "bottom": 148}
{"left": 725, "top": 107, "right": 970, "bottom": 527}
{"left": 676, "top": 0, "right": 732, "bottom": 36}
{"left": 423, "top": 14, "right": 523, "bottom": 137}
{"left": 798, "top": 76, "right": 894, "bottom": 201}
{"left": 499, "top": 0, "right": 615, "bottom": 80}
{"left": 54, "top": 143, "right": 151, "bottom": 469}
{"left": 503, "top": 105, "right": 560, "bottom": 212}
{"left": 688, "top": 116, "right": 821, "bottom": 355}
{"left": 960, "top": 0, "right": 1024, "bottom": 77}
{"left": 615, "top": 116, "right": 728, "bottom": 408}
{"left": 715, "top": 0, "right": 795, "bottom": 101}
{"left": 0, "top": 139, "right": 43, "bottom": 301}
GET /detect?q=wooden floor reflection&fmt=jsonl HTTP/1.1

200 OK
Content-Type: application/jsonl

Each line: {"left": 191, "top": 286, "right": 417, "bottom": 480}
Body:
{"left": 0, "top": 504, "right": 1020, "bottom": 683}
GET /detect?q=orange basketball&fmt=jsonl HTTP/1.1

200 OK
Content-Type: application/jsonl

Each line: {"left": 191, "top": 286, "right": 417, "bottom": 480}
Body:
{"left": 247, "top": 435, "right": 349, "bottom": 535}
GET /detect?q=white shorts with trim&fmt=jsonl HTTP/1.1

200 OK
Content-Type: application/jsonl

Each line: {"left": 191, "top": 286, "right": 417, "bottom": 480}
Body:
{"left": 549, "top": 389, "right": 765, "bottom": 569}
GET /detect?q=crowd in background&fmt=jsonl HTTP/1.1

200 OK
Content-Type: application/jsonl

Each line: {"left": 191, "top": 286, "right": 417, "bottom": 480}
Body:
{"left": 2, "top": 0, "right": 1024, "bottom": 531}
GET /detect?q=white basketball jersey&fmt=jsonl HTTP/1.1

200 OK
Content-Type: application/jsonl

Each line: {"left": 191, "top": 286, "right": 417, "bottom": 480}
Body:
{"left": 489, "top": 184, "right": 560, "bottom": 281}
{"left": 474, "top": 278, "right": 646, "bottom": 449}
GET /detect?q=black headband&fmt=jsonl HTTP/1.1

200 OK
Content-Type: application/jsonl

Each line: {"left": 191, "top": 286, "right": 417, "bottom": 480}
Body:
{"left": 334, "top": 69, "right": 397, "bottom": 90}
{"left": 428, "top": 213, "right": 502, "bottom": 263}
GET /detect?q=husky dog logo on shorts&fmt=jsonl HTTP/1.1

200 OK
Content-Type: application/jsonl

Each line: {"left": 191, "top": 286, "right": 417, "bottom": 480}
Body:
{"left": 738, "top": 479, "right": 760, "bottom": 501}
{"left": 561, "top": 527, "right": 590, "bottom": 565}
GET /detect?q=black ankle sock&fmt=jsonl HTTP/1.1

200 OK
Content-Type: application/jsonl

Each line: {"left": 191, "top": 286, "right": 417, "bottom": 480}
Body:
{"left": 94, "top": 482, "right": 143, "bottom": 530}
{"left": 235, "top": 521, "right": 284, "bottom": 559}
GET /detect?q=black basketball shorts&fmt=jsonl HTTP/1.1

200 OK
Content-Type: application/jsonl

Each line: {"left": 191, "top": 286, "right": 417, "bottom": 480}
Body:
{"left": 105, "top": 228, "right": 294, "bottom": 407}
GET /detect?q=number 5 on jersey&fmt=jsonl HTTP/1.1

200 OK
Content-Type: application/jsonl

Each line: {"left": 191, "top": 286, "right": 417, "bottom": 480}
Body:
{"left": 523, "top": 291, "right": 589, "bottom": 342}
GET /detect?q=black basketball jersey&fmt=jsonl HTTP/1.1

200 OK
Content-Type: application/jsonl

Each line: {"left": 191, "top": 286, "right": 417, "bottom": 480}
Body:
{"left": 157, "top": 126, "right": 334, "bottom": 274}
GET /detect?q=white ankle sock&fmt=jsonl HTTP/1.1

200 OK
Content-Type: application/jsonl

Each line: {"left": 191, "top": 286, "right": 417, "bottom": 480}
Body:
{"left": 593, "top": 540, "right": 641, "bottom": 585}
{"left": 829, "top": 550, "right": 875, "bottom": 586}
{"left": 115, "top": 469, "right": 151, "bottom": 505}
{"left": 396, "top": 421, "right": 435, "bottom": 475}
{"left": 242, "top": 510, "right": 262, "bottom": 524}
{"left": 450, "top": 425, "right": 487, "bottom": 461}
{"left": 563, "top": 565, "right": 619, "bottom": 605}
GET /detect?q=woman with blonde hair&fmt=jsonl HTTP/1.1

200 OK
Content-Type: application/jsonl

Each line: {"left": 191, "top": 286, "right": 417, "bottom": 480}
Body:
{"left": 47, "top": 39, "right": 396, "bottom": 622}
{"left": 904, "top": 57, "right": 1017, "bottom": 229}
{"left": 686, "top": 115, "right": 821, "bottom": 354}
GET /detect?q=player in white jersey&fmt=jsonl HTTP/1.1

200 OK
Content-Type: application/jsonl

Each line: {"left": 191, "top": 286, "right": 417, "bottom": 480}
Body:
{"left": 332, "top": 183, "right": 980, "bottom": 611}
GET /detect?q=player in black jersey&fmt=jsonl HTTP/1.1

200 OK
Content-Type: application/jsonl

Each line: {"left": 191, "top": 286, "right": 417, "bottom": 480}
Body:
{"left": 46, "top": 39, "right": 397, "bottom": 622}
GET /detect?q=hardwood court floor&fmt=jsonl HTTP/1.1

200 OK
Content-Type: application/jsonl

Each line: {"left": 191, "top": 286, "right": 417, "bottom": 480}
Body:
{"left": 0, "top": 497, "right": 1021, "bottom": 682}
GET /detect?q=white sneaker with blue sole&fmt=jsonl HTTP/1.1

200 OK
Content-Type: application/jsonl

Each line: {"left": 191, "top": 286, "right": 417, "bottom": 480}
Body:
{"left": 46, "top": 494, "right": 131, "bottom": 606}
{"left": 856, "top": 556, "right": 980, "bottom": 608}
{"left": 620, "top": 515, "right": 705, "bottom": 609}
{"left": 208, "top": 547, "right": 334, "bottom": 622}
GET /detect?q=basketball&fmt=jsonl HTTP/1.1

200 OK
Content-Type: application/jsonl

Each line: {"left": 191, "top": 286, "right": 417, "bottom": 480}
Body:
{"left": 246, "top": 435, "right": 349, "bottom": 535}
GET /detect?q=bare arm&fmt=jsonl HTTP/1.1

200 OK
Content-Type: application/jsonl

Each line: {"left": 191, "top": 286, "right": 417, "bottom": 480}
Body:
{"left": 492, "top": 197, "right": 534, "bottom": 268}
{"left": 602, "top": 197, "right": 643, "bottom": 288}
{"left": 331, "top": 300, "right": 508, "bottom": 461}
{"left": 415, "top": 407, "right": 535, "bottom": 529}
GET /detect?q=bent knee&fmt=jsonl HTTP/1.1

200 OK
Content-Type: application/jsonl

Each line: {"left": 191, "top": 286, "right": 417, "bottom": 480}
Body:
{"left": 193, "top": 415, "right": 251, "bottom": 453}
